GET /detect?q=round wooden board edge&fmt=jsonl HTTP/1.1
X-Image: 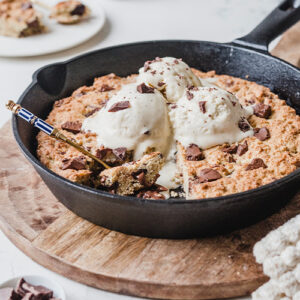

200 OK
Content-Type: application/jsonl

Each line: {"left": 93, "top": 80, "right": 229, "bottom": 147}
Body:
{"left": 0, "top": 215, "right": 267, "bottom": 300}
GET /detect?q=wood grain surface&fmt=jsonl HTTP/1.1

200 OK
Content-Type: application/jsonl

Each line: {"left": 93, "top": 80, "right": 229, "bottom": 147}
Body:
{"left": 1, "top": 29, "right": 300, "bottom": 299}
{"left": 0, "top": 121, "right": 300, "bottom": 300}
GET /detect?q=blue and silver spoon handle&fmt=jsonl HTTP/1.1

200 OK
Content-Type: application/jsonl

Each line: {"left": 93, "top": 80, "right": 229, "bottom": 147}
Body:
{"left": 6, "top": 100, "right": 110, "bottom": 169}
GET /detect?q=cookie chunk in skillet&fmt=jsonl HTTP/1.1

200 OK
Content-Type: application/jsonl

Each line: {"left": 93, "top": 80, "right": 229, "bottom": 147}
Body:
{"left": 99, "top": 152, "right": 164, "bottom": 196}
{"left": 50, "top": 0, "right": 90, "bottom": 24}
{"left": 177, "top": 70, "right": 300, "bottom": 199}
{"left": 0, "top": 0, "right": 45, "bottom": 37}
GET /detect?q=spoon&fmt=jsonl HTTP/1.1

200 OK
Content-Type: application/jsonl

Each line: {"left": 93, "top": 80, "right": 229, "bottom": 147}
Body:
{"left": 6, "top": 100, "right": 110, "bottom": 169}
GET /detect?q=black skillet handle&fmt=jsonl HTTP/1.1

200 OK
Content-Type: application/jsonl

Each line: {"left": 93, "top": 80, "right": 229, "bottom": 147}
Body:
{"left": 233, "top": 0, "right": 300, "bottom": 52}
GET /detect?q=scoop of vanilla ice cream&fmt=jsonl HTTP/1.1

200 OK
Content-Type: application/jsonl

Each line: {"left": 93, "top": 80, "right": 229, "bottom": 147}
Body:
{"left": 138, "top": 57, "right": 202, "bottom": 103}
{"left": 169, "top": 86, "right": 253, "bottom": 149}
{"left": 82, "top": 83, "right": 171, "bottom": 160}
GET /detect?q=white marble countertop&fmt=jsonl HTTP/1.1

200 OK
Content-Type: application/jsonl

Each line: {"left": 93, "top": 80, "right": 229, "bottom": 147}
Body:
{"left": 0, "top": 0, "right": 282, "bottom": 299}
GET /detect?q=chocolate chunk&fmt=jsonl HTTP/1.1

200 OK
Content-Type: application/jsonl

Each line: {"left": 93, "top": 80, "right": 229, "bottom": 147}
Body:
{"left": 174, "top": 59, "right": 179, "bottom": 64}
{"left": 197, "top": 168, "right": 222, "bottom": 183}
{"left": 61, "top": 156, "right": 86, "bottom": 170}
{"left": 132, "top": 169, "right": 147, "bottom": 185}
{"left": 187, "top": 85, "right": 198, "bottom": 91}
{"left": 84, "top": 107, "right": 100, "bottom": 117}
{"left": 186, "top": 144, "right": 204, "bottom": 161}
{"left": 27, "top": 19, "right": 39, "bottom": 28}
{"left": 16, "top": 278, "right": 53, "bottom": 299}
{"left": 222, "top": 144, "right": 237, "bottom": 154}
{"left": 16, "top": 278, "right": 26, "bottom": 297}
{"left": 228, "top": 156, "right": 236, "bottom": 163}
{"left": 0, "top": 288, "right": 20, "bottom": 300}
{"left": 144, "top": 60, "right": 152, "bottom": 72}
{"left": 153, "top": 184, "right": 168, "bottom": 192}
{"left": 21, "top": 2, "right": 33, "bottom": 10}
{"left": 238, "top": 119, "right": 250, "bottom": 132}
{"left": 61, "top": 121, "right": 82, "bottom": 134}
{"left": 254, "top": 103, "right": 271, "bottom": 119}
{"left": 22, "top": 282, "right": 53, "bottom": 299}
{"left": 254, "top": 127, "right": 270, "bottom": 141}
{"left": 70, "top": 4, "right": 86, "bottom": 16}
{"left": 112, "top": 147, "right": 127, "bottom": 160}
{"left": 96, "top": 148, "right": 112, "bottom": 160}
{"left": 199, "top": 101, "right": 206, "bottom": 113}
{"left": 108, "top": 101, "right": 130, "bottom": 112}
{"left": 236, "top": 141, "right": 248, "bottom": 156}
{"left": 186, "top": 90, "right": 194, "bottom": 100}
{"left": 137, "top": 83, "right": 155, "bottom": 94}
{"left": 246, "top": 158, "right": 267, "bottom": 171}
{"left": 144, "top": 130, "right": 150, "bottom": 135}
{"left": 99, "top": 84, "right": 114, "bottom": 92}
{"left": 137, "top": 190, "right": 165, "bottom": 200}
{"left": 151, "top": 70, "right": 156, "bottom": 75}
{"left": 158, "top": 81, "right": 165, "bottom": 87}
{"left": 231, "top": 100, "right": 237, "bottom": 106}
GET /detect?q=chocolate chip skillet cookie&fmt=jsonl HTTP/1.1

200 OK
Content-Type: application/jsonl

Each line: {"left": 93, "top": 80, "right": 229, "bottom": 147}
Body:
{"left": 37, "top": 57, "right": 300, "bottom": 200}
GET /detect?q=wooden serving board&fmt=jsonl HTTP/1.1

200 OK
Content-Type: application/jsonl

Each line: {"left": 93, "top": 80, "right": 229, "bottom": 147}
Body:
{"left": 0, "top": 121, "right": 300, "bottom": 300}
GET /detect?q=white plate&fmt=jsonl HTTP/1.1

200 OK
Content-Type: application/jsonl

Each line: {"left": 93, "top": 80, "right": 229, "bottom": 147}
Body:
{"left": 0, "top": 275, "right": 66, "bottom": 299}
{"left": 0, "top": 0, "right": 105, "bottom": 57}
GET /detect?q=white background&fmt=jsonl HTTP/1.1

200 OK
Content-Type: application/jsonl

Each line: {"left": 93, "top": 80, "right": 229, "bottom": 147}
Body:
{"left": 0, "top": 0, "right": 282, "bottom": 299}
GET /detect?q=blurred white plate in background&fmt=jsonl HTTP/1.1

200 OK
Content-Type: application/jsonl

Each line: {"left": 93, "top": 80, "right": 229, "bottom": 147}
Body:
{"left": 0, "top": 0, "right": 105, "bottom": 57}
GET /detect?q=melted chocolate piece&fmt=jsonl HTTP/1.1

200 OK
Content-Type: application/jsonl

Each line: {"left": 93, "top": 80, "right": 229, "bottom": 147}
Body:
{"left": 99, "top": 84, "right": 114, "bottom": 92}
{"left": 143, "top": 61, "right": 152, "bottom": 72}
{"left": 16, "top": 278, "right": 53, "bottom": 299}
{"left": 153, "top": 184, "right": 168, "bottom": 192}
{"left": 197, "top": 168, "right": 222, "bottom": 183}
{"left": 61, "top": 156, "right": 86, "bottom": 170}
{"left": 254, "top": 127, "right": 270, "bottom": 141}
{"left": 137, "top": 83, "right": 155, "bottom": 94}
{"left": 84, "top": 107, "right": 100, "bottom": 117}
{"left": 222, "top": 144, "right": 237, "bottom": 154}
{"left": 112, "top": 147, "right": 127, "bottom": 160}
{"left": 236, "top": 141, "right": 248, "bottom": 156}
{"left": 70, "top": 4, "right": 86, "bottom": 16}
{"left": 96, "top": 148, "right": 112, "bottom": 160}
{"left": 61, "top": 121, "right": 82, "bottom": 134}
{"left": 246, "top": 158, "right": 267, "bottom": 170}
{"left": 27, "top": 19, "right": 39, "bottom": 28}
{"left": 238, "top": 118, "right": 250, "bottom": 132}
{"left": 186, "top": 144, "right": 204, "bottom": 161}
{"left": 108, "top": 101, "right": 130, "bottom": 112}
{"left": 186, "top": 91, "right": 194, "bottom": 100}
{"left": 253, "top": 103, "right": 271, "bottom": 119}
{"left": 132, "top": 169, "right": 147, "bottom": 185}
{"left": 199, "top": 101, "right": 206, "bottom": 113}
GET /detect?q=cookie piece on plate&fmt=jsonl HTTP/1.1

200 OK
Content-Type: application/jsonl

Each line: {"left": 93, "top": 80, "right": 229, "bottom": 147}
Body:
{"left": 99, "top": 152, "right": 164, "bottom": 196}
{"left": 0, "top": 0, "right": 45, "bottom": 37}
{"left": 50, "top": 0, "right": 90, "bottom": 24}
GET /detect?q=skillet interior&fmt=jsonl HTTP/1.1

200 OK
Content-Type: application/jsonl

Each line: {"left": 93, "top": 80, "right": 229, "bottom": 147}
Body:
{"left": 13, "top": 40, "right": 300, "bottom": 238}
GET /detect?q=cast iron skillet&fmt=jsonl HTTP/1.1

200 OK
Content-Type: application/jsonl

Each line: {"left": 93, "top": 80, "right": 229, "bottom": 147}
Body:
{"left": 13, "top": 0, "right": 300, "bottom": 238}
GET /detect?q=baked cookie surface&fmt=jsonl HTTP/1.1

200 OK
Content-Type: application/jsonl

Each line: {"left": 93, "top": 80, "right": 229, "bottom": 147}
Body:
{"left": 37, "top": 70, "right": 300, "bottom": 199}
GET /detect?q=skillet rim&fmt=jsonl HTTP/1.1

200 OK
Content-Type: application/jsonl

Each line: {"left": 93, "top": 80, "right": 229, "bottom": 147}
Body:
{"left": 12, "top": 39, "right": 300, "bottom": 206}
